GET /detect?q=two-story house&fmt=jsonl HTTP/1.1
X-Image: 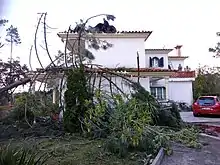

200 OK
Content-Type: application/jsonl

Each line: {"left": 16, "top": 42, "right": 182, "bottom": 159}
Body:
{"left": 28, "top": 30, "right": 195, "bottom": 108}
{"left": 145, "top": 45, "right": 195, "bottom": 104}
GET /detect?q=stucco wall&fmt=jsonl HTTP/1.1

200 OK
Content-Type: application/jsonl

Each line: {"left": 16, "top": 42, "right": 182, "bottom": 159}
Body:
{"left": 168, "top": 81, "right": 193, "bottom": 105}
{"left": 87, "top": 38, "right": 146, "bottom": 68}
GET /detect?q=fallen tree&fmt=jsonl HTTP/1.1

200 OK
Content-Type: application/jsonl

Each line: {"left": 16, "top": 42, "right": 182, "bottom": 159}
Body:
{"left": 0, "top": 77, "right": 31, "bottom": 94}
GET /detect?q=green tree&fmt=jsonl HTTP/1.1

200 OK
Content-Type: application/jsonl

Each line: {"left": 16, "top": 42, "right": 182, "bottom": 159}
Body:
{"left": 193, "top": 66, "right": 220, "bottom": 100}
{"left": 0, "top": 57, "right": 29, "bottom": 105}
{"left": 5, "top": 25, "right": 21, "bottom": 61}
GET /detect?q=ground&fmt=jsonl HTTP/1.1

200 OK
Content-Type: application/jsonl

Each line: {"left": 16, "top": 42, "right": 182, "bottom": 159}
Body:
{"left": 1, "top": 110, "right": 220, "bottom": 164}
{"left": 0, "top": 115, "right": 154, "bottom": 165}
{"left": 0, "top": 137, "right": 142, "bottom": 165}
{"left": 162, "top": 136, "right": 220, "bottom": 165}
{"left": 180, "top": 112, "right": 220, "bottom": 123}
{"left": 161, "top": 112, "right": 220, "bottom": 165}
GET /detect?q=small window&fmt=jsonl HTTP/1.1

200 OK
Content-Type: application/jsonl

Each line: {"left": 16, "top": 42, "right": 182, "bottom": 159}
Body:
{"left": 152, "top": 58, "right": 159, "bottom": 67}
{"left": 150, "top": 57, "right": 164, "bottom": 68}
{"left": 150, "top": 87, "right": 166, "bottom": 100}
{"left": 151, "top": 88, "right": 157, "bottom": 97}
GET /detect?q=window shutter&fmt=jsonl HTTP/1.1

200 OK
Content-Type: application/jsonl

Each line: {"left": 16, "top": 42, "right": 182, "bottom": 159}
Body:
{"left": 149, "top": 57, "right": 152, "bottom": 67}
{"left": 159, "top": 57, "right": 164, "bottom": 67}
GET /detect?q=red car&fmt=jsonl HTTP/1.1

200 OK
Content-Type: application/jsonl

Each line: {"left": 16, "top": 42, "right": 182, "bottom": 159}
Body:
{"left": 192, "top": 96, "right": 220, "bottom": 117}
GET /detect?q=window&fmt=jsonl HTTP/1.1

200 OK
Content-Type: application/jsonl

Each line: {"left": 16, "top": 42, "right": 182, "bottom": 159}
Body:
{"left": 197, "top": 97, "right": 216, "bottom": 106}
{"left": 149, "top": 57, "right": 164, "bottom": 67}
{"left": 150, "top": 87, "right": 166, "bottom": 100}
{"left": 152, "top": 58, "right": 159, "bottom": 67}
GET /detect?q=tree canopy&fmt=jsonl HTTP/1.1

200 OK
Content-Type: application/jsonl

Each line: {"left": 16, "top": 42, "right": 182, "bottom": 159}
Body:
{"left": 193, "top": 66, "right": 220, "bottom": 99}
{"left": 0, "top": 19, "right": 29, "bottom": 105}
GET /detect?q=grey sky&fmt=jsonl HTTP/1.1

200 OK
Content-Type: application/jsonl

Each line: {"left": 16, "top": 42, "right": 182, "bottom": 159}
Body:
{"left": 1, "top": 0, "right": 220, "bottom": 70}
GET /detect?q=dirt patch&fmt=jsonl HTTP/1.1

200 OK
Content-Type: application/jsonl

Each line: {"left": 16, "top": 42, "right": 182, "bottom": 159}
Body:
{"left": 162, "top": 136, "right": 220, "bottom": 165}
{"left": 196, "top": 124, "right": 220, "bottom": 137}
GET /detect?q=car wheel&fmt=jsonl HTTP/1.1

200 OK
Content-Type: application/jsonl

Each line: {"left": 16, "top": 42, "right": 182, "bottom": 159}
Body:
{"left": 193, "top": 113, "right": 199, "bottom": 117}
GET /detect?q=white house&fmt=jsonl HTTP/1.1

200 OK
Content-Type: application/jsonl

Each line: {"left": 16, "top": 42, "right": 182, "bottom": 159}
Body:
{"left": 56, "top": 31, "right": 195, "bottom": 105}
{"left": 145, "top": 46, "right": 195, "bottom": 105}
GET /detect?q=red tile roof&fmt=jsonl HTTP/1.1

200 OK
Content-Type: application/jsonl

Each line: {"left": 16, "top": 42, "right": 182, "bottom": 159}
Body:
{"left": 170, "top": 71, "right": 195, "bottom": 78}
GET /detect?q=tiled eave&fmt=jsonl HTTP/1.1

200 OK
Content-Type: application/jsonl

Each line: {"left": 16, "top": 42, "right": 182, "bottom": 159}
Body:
{"left": 58, "top": 30, "right": 152, "bottom": 34}
{"left": 57, "top": 31, "right": 152, "bottom": 41}
{"left": 168, "top": 56, "right": 189, "bottom": 60}
{"left": 27, "top": 67, "right": 176, "bottom": 82}
{"left": 27, "top": 68, "right": 195, "bottom": 82}
{"left": 145, "top": 49, "right": 173, "bottom": 54}
{"left": 86, "top": 67, "right": 175, "bottom": 77}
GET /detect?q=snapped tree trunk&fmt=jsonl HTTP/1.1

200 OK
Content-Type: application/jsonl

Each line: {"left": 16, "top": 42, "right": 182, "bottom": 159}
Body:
{"left": 0, "top": 78, "right": 31, "bottom": 95}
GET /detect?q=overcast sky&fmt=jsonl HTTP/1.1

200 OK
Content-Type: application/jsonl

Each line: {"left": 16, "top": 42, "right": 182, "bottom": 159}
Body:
{"left": 1, "top": 0, "right": 220, "bottom": 70}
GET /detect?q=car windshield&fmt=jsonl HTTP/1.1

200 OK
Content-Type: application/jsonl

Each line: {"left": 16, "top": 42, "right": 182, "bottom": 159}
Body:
{"left": 197, "top": 97, "right": 216, "bottom": 106}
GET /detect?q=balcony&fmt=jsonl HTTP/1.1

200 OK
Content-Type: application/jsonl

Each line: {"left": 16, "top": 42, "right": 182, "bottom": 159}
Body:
{"left": 170, "top": 71, "right": 195, "bottom": 78}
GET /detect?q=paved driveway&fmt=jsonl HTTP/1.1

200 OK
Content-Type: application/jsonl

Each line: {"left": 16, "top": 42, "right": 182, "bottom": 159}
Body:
{"left": 180, "top": 112, "right": 220, "bottom": 123}
{"left": 162, "top": 136, "right": 220, "bottom": 165}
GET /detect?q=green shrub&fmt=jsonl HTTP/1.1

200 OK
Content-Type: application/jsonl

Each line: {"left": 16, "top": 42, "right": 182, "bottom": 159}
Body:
{"left": 156, "top": 103, "right": 182, "bottom": 128}
{"left": 64, "top": 67, "right": 93, "bottom": 133}
{"left": 0, "top": 144, "right": 49, "bottom": 165}
{"left": 63, "top": 68, "right": 190, "bottom": 158}
{"left": 10, "top": 93, "right": 36, "bottom": 123}
{"left": 9, "top": 92, "right": 59, "bottom": 123}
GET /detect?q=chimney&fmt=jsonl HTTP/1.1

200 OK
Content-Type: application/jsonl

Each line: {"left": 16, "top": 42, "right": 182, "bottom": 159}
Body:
{"left": 174, "top": 45, "right": 182, "bottom": 56}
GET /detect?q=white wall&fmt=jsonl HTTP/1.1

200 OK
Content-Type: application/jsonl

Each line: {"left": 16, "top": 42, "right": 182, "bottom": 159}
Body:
{"left": 168, "top": 59, "right": 184, "bottom": 70}
{"left": 168, "top": 81, "right": 193, "bottom": 105}
{"left": 58, "top": 75, "right": 150, "bottom": 119}
{"left": 145, "top": 54, "right": 169, "bottom": 69}
{"left": 59, "top": 76, "right": 150, "bottom": 107}
{"left": 89, "top": 76, "right": 150, "bottom": 94}
{"left": 87, "top": 38, "right": 146, "bottom": 68}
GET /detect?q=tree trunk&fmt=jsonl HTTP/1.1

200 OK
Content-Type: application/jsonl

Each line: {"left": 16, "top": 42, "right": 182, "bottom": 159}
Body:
{"left": 10, "top": 35, "right": 13, "bottom": 62}
{"left": 0, "top": 78, "right": 31, "bottom": 95}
